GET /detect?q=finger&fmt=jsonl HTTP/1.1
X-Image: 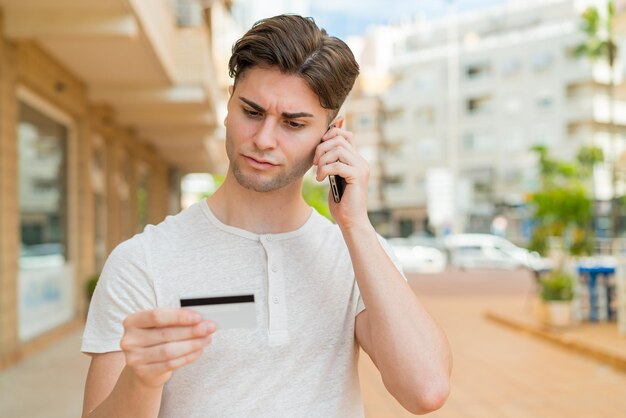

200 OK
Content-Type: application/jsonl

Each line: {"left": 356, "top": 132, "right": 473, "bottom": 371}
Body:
{"left": 314, "top": 137, "right": 353, "bottom": 165}
{"left": 135, "top": 347, "right": 204, "bottom": 378}
{"left": 317, "top": 161, "right": 355, "bottom": 182}
{"left": 124, "top": 308, "right": 202, "bottom": 330}
{"left": 127, "top": 335, "right": 212, "bottom": 366}
{"left": 125, "top": 320, "right": 216, "bottom": 349}
{"left": 322, "top": 128, "right": 355, "bottom": 146}
{"left": 144, "top": 335, "right": 212, "bottom": 364}
{"left": 316, "top": 151, "right": 355, "bottom": 181}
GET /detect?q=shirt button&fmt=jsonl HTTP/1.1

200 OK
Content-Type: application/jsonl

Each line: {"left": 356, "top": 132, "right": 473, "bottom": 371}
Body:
{"left": 271, "top": 264, "right": 278, "bottom": 272}
{"left": 265, "top": 235, "right": 272, "bottom": 241}
{"left": 273, "top": 296, "right": 279, "bottom": 304}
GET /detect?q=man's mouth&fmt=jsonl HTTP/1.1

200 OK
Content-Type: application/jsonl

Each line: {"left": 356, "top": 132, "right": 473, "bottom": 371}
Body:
{"left": 243, "top": 155, "right": 278, "bottom": 169}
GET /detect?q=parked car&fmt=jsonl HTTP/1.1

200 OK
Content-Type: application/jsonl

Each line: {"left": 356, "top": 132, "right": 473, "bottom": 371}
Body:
{"left": 388, "top": 237, "right": 447, "bottom": 273}
{"left": 443, "top": 233, "right": 552, "bottom": 271}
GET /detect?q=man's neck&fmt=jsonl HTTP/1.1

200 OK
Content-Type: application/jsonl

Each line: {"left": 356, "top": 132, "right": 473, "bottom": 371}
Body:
{"left": 207, "top": 175, "right": 312, "bottom": 235}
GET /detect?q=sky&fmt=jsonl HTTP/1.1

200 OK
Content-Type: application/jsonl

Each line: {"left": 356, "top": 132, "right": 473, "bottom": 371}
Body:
{"left": 309, "top": 0, "right": 511, "bottom": 39}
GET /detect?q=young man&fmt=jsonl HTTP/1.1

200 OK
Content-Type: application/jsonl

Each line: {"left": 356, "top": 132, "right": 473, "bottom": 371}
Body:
{"left": 81, "top": 15, "right": 451, "bottom": 418}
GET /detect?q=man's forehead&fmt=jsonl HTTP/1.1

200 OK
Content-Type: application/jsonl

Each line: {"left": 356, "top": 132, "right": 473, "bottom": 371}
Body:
{"left": 233, "top": 68, "right": 325, "bottom": 115}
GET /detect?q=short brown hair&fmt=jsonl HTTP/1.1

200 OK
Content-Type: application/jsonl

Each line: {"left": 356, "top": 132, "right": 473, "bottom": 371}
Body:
{"left": 228, "top": 14, "right": 360, "bottom": 118}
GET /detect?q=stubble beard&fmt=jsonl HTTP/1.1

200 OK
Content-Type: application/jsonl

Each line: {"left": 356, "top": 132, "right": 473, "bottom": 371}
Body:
{"left": 226, "top": 135, "right": 313, "bottom": 193}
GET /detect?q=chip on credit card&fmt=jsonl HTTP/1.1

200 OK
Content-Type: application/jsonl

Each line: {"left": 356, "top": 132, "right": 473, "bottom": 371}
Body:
{"left": 180, "top": 294, "right": 257, "bottom": 330}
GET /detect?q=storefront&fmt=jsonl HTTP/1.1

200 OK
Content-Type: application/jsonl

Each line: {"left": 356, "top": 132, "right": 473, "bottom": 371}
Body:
{"left": 17, "top": 88, "right": 77, "bottom": 342}
{"left": 0, "top": 1, "right": 221, "bottom": 367}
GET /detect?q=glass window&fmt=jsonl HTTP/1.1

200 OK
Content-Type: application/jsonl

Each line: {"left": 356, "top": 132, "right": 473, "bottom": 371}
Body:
{"left": 18, "top": 102, "right": 68, "bottom": 269}
{"left": 355, "top": 115, "right": 374, "bottom": 131}
{"left": 532, "top": 52, "right": 554, "bottom": 72}
{"left": 536, "top": 94, "right": 554, "bottom": 109}
{"left": 414, "top": 106, "right": 435, "bottom": 125}
{"left": 501, "top": 58, "right": 522, "bottom": 77}
{"left": 465, "top": 62, "right": 491, "bottom": 80}
{"left": 466, "top": 95, "right": 493, "bottom": 115}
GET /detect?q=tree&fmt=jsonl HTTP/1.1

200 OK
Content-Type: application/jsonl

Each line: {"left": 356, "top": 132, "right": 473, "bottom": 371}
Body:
{"left": 302, "top": 179, "right": 333, "bottom": 221}
{"left": 575, "top": 1, "right": 620, "bottom": 237}
{"left": 528, "top": 145, "right": 603, "bottom": 256}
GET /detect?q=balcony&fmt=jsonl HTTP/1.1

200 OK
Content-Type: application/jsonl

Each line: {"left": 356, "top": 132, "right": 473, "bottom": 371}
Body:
{"left": 0, "top": 0, "right": 221, "bottom": 173}
{"left": 567, "top": 95, "right": 626, "bottom": 126}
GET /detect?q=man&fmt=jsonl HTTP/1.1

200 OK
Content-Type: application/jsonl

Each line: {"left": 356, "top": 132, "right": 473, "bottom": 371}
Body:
{"left": 81, "top": 15, "right": 451, "bottom": 418}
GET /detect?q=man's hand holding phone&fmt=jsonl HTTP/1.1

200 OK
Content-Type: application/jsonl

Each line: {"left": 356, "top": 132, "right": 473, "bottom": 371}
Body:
{"left": 314, "top": 122, "right": 371, "bottom": 229}
{"left": 120, "top": 308, "right": 216, "bottom": 389}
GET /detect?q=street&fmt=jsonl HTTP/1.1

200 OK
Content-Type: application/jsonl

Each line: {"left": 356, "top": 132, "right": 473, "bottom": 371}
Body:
{"left": 2, "top": 269, "right": 626, "bottom": 417}
{"left": 360, "top": 269, "right": 626, "bottom": 417}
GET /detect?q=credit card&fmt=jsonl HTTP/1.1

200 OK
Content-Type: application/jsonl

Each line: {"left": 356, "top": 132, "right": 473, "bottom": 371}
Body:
{"left": 180, "top": 294, "right": 257, "bottom": 330}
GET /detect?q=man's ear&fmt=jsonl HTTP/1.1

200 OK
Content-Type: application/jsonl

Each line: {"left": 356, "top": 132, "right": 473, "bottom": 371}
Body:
{"left": 332, "top": 116, "right": 345, "bottom": 129}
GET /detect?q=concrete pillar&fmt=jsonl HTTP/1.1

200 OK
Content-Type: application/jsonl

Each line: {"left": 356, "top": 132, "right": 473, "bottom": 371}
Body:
{"left": 0, "top": 12, "right": 20, "bottom": 365}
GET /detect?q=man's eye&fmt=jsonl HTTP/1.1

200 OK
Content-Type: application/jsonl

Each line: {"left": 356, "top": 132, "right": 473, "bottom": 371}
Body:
{"left": 286, "top": 120, "right": 305, "bottom": 129}
{"left": 243, "top": 108, "right": 262, "bottom": 118}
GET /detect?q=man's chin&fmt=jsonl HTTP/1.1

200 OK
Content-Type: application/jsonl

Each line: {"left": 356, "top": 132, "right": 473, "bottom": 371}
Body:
{"left": 234, "top": 173, "right": 285, "bottom": 193}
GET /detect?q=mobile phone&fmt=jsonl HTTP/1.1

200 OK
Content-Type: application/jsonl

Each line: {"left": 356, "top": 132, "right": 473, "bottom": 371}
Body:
{"left": 324, "top": 124, "right": 346, "bottom": 203}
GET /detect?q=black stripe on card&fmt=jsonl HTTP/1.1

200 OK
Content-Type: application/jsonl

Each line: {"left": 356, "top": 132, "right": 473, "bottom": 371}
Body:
{"left": 180, "top": 294, "right": 255, "bottom": 306}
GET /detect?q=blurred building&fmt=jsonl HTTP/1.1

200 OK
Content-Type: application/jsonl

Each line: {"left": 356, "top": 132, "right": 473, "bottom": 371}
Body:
{"left": 344, "top": 88, "right": 390, "bottom": 233}
{"left": 0, "top": 0, "right": 229, "bottom": 368}
{"left": 376, "top": 0, "right": 626, "bottom": 239}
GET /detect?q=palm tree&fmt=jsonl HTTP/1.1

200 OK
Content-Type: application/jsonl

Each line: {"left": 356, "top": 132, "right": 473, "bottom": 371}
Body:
{"left": 575, "top": 1, "right": 619, "bottom": 239}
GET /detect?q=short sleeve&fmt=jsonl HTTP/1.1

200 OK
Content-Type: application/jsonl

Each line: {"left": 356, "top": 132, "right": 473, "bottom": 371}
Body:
{"left": 81, "top": 236, "right": 157, "bottom": 354}
{"left": 354, "top": 234, "right": 406, "bottom": 317}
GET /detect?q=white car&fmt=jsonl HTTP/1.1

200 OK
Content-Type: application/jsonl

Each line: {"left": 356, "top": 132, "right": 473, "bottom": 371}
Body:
{"left": 443, "top": 233, "right": 552, "bottom": 271}
{"left": 388, "top": 237, "right": 447, "bottom": 273}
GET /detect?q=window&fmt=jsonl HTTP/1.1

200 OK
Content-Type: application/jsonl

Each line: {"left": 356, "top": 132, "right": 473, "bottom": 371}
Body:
{"left": 414, "top": 106, "right": 435, "bottom": 125}
{"left": 383, "top": 108, "right": 404, "bottom": 123}
{"left": 466, "top": 95, "right": 493, "bottom": 115}
{"left": 473, "top": 182, "right": 492, "bottom": 204}
{"left": 418, "top": 140, "right": 441, "bottom": 160}
{"left": 413, "top": 74, "right": 436, "bottom": 93}
{"left": 532, "top": 52, "right": 554, "bottom": 72}
{"left": 383, "top": 142, "right": 403, "bottom": 157}
{"left": 501, "top": 58, "right": 522, "bottom": 77}
{"left": 465, "top": 62, "right": 491, "bottom": 80}
{"left": 463, "top": 131, "right": 494, "bottom": 151}
{"left": 17, "top": 94, "right": 74, "bottom": 342}
{"left": 356, "top": 114, "right": 375, "bottom": 131}
{"left": 19, "top": 102, "right": 68, "bottom": 269}
{"left": 536, "top": 94, "right": 554, "bottom": 109}
{"left": 383, "top": 175, "right": 403, "bottom": 187}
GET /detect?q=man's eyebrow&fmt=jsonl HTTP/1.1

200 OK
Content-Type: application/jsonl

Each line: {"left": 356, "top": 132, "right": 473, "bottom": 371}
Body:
{"left": 238, "top": 96, "right": 314, "bottom": 119}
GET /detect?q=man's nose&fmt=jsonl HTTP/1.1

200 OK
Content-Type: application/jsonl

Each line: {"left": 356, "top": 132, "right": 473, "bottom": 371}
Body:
{"left": 254, "top": 119, "right": 279, "bottom": 150}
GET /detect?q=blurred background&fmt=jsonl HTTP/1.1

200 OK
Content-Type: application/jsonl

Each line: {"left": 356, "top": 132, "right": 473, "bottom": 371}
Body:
{"left": 1, "top": 0, "right": 626, "bottom": 417}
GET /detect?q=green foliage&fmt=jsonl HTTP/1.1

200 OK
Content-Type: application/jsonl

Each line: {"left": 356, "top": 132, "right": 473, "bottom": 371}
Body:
{"left": 528, "top": 225, "right": 549, "bottom": 255}
{"left": 540, "top": 270, "right": 574, "bottom": 302}
{"left": 200, "top": 174, "right": 225, "bottom": 199}
{"left": 575, "top": 2, "right": 617, "bottom": 66}
{"left": 528, "top": 146, "right": 603, "bottom": 256}
{"left": 85, "top": 274, "right": 99, "bottom": 299}
{"left": 302, "top": 179, "right": 332, "bottom": 221}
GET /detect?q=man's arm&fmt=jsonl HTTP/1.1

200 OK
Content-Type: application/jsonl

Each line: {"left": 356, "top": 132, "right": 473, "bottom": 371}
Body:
{"left": 349, "top": 225, "right": 452, "bottom": 415}
{"left": 81, "top": 308, "right": 216, "bottom": 418}
{"left": 82, "top": 352, "right": 163, "bottom": 418}
{"left": 315, "top": 123, "right": 452, "bottom": 415}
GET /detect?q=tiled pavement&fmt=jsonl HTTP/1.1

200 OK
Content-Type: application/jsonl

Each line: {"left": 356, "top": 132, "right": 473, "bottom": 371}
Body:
{"left": 2, "top": 270, "right": 626, "bottom": 418}
{"left": 360, "top": 295, "right": 626, "bottom": 418}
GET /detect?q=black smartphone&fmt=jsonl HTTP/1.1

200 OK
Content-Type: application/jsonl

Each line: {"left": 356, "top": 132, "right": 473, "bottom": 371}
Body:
{"left": 324, "top": 124, "right": 345, "bottom": 203}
